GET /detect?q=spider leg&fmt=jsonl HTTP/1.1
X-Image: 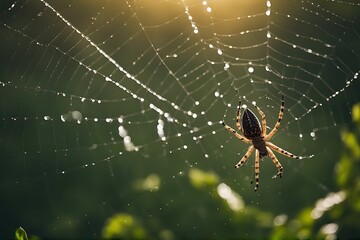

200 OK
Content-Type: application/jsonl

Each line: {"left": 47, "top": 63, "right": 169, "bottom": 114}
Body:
{"left": 236, "top": 100, "right": 242, "bottom": 131}
{"left": 264, "top": 95, "right": 284, "bottom": 141}
{"left": 266, "top": 147, "right": 284, "bottom": 178}
{"left": 255, "top": 105, "right": 267, "bottom": 136}
{"left": 235, "top": 146, "right": 254, "bottom": 168}
{"left": 254, "top": 149, "right": 260, "bottom": 191}
{"left": 266, "top": 142, "right": 300, "bottom": 159}
{"left": 222, "top": 122, "right": 251, "bottom": 144}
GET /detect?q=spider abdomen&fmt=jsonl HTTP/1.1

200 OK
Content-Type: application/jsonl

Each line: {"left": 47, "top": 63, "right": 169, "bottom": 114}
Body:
{"left": 241, "top": 108, "right": 262, "bottom": 139}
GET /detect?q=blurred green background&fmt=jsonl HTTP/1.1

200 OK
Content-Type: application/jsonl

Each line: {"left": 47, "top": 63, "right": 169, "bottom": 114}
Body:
{"left": 1, "top": 0, "right": 360, "bottom": 239}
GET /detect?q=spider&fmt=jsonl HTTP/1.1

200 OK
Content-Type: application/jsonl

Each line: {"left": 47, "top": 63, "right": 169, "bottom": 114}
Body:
{"left": 222, "top": 95, "right": 299, "bottom": 191}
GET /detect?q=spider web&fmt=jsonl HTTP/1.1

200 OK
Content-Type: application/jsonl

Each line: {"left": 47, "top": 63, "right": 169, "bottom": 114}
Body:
{"left": 1, "top": 0, "right": 360, "bottom": 238}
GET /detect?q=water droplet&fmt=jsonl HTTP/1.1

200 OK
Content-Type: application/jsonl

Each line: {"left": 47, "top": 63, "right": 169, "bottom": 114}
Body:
{"left": 248, "top": 66, "right": 254, "bottom": 73}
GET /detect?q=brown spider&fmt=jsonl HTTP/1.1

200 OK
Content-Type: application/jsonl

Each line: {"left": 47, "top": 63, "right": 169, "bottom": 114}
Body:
{"left": 222, "top": 95, "right": 299, "bottom": 191}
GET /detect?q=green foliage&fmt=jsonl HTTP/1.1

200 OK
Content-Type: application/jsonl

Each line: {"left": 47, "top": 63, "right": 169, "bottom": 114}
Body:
{"left": 15, "top": 227, "right": 28, "bottom": 240}
{"left": 188, "top": 168, "right": 219, "bottom": 188}
{"left": 333, "top": 103, "right": 360, "bottom": 238}
{"left": 102, "top": 213, "right": 147, "bottom": 239}
{"left": 271, "top": 103, "right": 360, "bottom": 239}
{"left": 352, "top": 103, "right": 360, "bottom": 124}
{"left": 133, "top": 174, "right": 161, "bottom": 192}
{"left": 15, "top": 227, "right": 40, "bottom": 240}
{"left": 97, "top": 168, "right": 276, "bottom": 239}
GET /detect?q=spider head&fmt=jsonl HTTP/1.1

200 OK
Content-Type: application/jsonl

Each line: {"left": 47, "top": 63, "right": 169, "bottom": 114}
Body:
{"left": 241, "top": 108, "right": 262, "bottom": 139}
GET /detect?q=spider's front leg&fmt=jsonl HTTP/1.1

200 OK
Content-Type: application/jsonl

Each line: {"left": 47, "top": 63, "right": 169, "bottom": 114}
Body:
{"left": 264, "top": 95, "right": 284, "bottom": 141}
{"left": 222, "top": 122, "right": 251, "bottom": 144}
{"left": 236, "top": 101, "right": 242, "bottom": 131}
{"left": 255, "top": 105, "right": 267, "bottom": 136}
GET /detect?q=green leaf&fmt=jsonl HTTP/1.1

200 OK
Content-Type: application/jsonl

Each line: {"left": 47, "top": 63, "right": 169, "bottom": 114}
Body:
{"left": 188, "top": 168, "right": 219, "bottom": 188}
{"left": 337, "top": 154, "right": 352, "bottom": 187}
{"left": 341, "top": 131, "right": 360, "bottom": 158}
{"left": 102, "top": 213, "right": 147, "bottom": 239}
{"left": 15, "top": 227, "right": 28, "bottom": 240}
{"left": 352, "top": 103, "right": 360, "bottom": 124}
